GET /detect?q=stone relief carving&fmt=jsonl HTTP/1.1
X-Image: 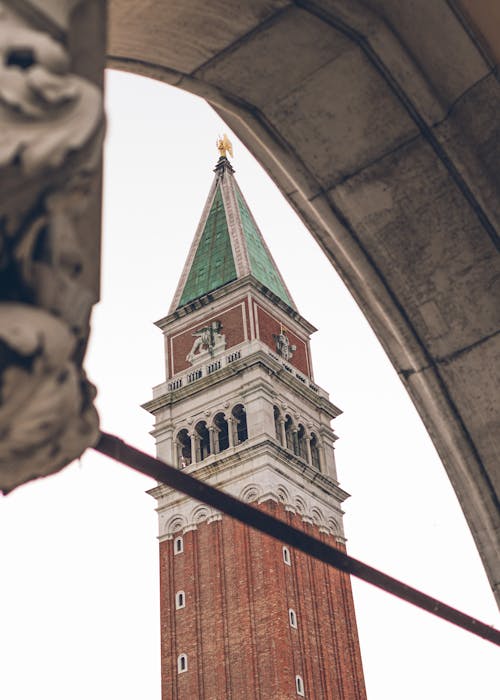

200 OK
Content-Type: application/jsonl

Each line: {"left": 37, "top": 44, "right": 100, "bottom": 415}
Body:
{"left": 186, "top": 320, "right": 225, "bottom": 363}
{"left": 273, "top": 328, "right": 296, "bottom": 361}
{"left": 240, "top": 483, "right": 261, "bottom": 503}
{"left": 0, "top": 3, "right": 104, "bottom": 492}
{"left": 0, "top": 5, "right": 102, "bottom": 175}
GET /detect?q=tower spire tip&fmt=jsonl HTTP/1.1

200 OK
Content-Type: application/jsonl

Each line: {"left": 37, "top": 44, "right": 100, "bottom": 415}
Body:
{"left": 216, "top": 133, "right": 233, "bottom": 159}
{"left": 214, "top": 133, "right": 235, "bottom": 174}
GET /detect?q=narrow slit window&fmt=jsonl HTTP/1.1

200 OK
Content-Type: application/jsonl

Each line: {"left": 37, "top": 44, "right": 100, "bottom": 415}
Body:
{"left": 177, "top": 654, "right": 188, "bottom": 673}
{"left": 175, "top": 590, "right": 185, "bottom": 609}
{"left": 296, "top": 675, "right": 305, "bottom": 696}
{"left": 289, "top": 608, "right": 297, "bottom": 628}
{"left": 174, "top": 536, "right": 184, "bottom": 555}
{"left": 283, "top": 546, "right": 291, "bottom": 566}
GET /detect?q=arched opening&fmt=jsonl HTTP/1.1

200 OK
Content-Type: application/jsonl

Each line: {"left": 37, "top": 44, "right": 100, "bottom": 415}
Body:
{"left": 310, "top": 432, "right": 320, "bottom": 471}
{"left": 175, "top": 590, "right": 185, "bottom": 609}
{"left": 296, "top": 674, "right": 305, "bottom": 696}
{"left": 214, "top": 412, "right": 229, "bottom": 453}
{"left": 176, "top": 429, "right": 191, "bottom": 468}
{"left": 195, "top": 420, "right": 211, "bottom": 461}
{"left": 177, "top": 654, "right": 187, "bottom": 673}
{"left": 297, "top": 424, "right": 308, "bottom": 460}
{"left": 274, "top": 405, "right": 282, "bottom": 444}
{"left": 284, "top": 414, "right": 294, "bottom": 451}
{"left": 283, "top": 546, "right": 291, "bottom": 566}
{"left": 232, "top": 404, "right": 248, "bottom": 444}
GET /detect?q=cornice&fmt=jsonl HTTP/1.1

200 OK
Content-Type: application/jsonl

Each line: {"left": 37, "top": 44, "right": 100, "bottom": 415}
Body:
{"left": 142, "top": 349, "right": 341, "bottom": 419}
{"left": 155, "top": 275, "right": 317, "bottom": 336}
{"left": 147, "top": 441, "right": 348, "bottom": 544}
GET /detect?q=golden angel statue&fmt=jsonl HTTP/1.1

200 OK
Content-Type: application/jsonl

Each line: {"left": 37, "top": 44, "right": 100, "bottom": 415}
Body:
{"left": 216, "top": 133, "right": 233, "bottom": 158}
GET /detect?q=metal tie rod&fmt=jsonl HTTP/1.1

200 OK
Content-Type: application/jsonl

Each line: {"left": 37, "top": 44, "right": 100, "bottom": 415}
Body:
{"left": 94, "top": 432, "right": 500, "bottom": 647}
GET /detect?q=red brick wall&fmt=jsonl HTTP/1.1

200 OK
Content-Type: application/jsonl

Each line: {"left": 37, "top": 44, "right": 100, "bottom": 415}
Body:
{"left": 159, "top": 502, "right": 366, "bottom": 699}
{"left": 168, "top": 300, "right": 249, "bottom": 377}
{"left": 254, "top": 304, "right": 311, "bottom": 377}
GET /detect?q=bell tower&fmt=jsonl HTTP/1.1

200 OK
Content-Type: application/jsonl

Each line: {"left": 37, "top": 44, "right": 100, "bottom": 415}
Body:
{"left": 144, "top": 144, "right": 367, "bottom": 699}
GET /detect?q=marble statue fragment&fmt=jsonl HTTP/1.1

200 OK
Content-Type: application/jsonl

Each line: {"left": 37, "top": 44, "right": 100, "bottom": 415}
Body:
{"left": 0, "top": 1, "right": 104, "bottom": 492}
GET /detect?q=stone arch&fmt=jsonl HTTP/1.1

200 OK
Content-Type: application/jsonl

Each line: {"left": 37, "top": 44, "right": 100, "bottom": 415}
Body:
{"left": 11, "top": 0, "right": 492, "bottom": 605}
{"left": 176, "top": 428, "right": 192, "bottom": 468}
{"left": 284, "top": 414, "right": 294, "bottom": 451}
{"left": 295, "top": 496, "right": 307, "bottom": 515}
{"left": 297, "top": 423, "right": 308, "bottom": 461}
{"left": 328, "top": 518, "right": 340, "bottom": 535}
{"left": 310, "top": 432, "right": 321, "bottom": 471}
{"left": 195, "top": 420, "right": 211, "bottom": 461}
{"left": 213, "top": 411, "right": 229, "bottom": 453}
{"left": 240, "top": 484, "right": 260, "bottom": 503}
{"left": 190, "top": 505, "right": 210, "bottom": 525}
{"left": 231, "top": 403, "right": 248, "bottom": 444}
{"left": 273, "top": 405, "right": 282, "bottom": 445}
{"left": 276, "top": 485, "right": 290, "bottom": 505}
{"left": 311, "top": 507, "right": 326, "bottom": 527}
{"left": 166, "top": 515, "right": 186, "bottom": 537}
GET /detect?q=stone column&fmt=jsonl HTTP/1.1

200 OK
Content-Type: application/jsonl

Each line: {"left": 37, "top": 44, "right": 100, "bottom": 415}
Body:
{"left": 209, "top": 427, "right": 216, "bottom": 455}
{"left": 227, "top": 418, "right": 235, "bottom": 448}
{"left": 190, "top": 433, "right": 197, "bottom": 464}
{"left": 279, "top": 418, "right": 286, "bottom": 447}
{"left": 305, "top": 435, "right": 312, "bottom": 465}
{"left": 0, "top": 1, "right": 106, "bottom": 493}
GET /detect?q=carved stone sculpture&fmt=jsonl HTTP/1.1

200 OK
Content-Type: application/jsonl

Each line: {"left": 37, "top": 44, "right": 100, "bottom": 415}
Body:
{"left": 186, "top": 321, "right": 225, "bottom": 363}
{"left": 273, "top": 329, "right": 296, "bottom": 362}
{"left": 0, "top": 2, "right": 105, "bottom": 492}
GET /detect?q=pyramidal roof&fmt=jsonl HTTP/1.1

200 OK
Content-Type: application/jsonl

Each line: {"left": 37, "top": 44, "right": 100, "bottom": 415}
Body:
{"left": 169, "top": 157, "right": 296, "bottom": 312}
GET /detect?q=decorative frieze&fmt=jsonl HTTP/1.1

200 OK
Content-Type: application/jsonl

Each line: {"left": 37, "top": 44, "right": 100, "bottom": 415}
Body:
{"left": 156, "top": 470, "right": 345, "bottom": 541}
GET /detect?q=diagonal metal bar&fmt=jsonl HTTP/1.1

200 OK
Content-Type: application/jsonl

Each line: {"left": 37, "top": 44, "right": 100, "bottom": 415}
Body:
{"left": 94, "top": 432, "right": 500, "bottom": 647}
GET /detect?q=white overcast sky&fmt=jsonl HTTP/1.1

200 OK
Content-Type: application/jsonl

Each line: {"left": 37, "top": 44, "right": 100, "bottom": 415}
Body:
{"left": 1, "top": 70, "right": 499, "bottom": 700}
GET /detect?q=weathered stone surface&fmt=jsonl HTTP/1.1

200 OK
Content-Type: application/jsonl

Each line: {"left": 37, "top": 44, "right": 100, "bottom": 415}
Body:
{"left": 108, "top": 0, "right": 289, "bottom": 75}
{"left": 459, "top": 0, "right": 500, "bottom": 65}
{"left": 0, "top": 0, "right": 105, "bottom": 491}
{"left": 330, "top": 137, "right": 500, "bottom": 358}
{"left": 435, "top": 73, "right": 500, "bottom": 232}
{"left": 264, "top": 46, "right": 418, "bottom": 189}
{"left": 195, "top": 7, "right": 352, "bottom": 107}
{"left": 438, "top": 336, "right": 500, "bottom": 497}
{"left": 362, "top": 0, "right": 490, "bottom": 105}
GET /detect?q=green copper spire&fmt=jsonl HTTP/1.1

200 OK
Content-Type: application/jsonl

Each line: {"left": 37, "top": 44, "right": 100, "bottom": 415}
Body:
{"left": 170, "top": 152, "right": 296, "bottom": 312}
{"left": 235, "top": 187, "right": 292, "bottom": 305}
{"left": 178, "top": 185, "right": 237, "bottom": 307}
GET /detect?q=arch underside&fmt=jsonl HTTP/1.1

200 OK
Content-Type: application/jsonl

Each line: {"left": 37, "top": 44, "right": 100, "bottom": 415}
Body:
{"left": 109, "top": 0, "right": 500, "bottom": 605}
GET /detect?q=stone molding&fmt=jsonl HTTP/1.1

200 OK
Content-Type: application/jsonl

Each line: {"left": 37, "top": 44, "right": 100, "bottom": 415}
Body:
{"left": 144, "top": 345, "right": 336, "bottom": 416}
{"left": 158, "top": 275, "right": 315, "bottom": 336}
{"left": 155, "top": 474, "right": 346, "bottom": 543}
{"left": 150, "top": 437, "right": 348, "bottom": 540}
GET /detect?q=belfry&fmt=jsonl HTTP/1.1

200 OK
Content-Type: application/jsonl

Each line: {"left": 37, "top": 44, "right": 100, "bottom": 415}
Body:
{"left": 144, "top": 141, "right": 367, "bottom": 699}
